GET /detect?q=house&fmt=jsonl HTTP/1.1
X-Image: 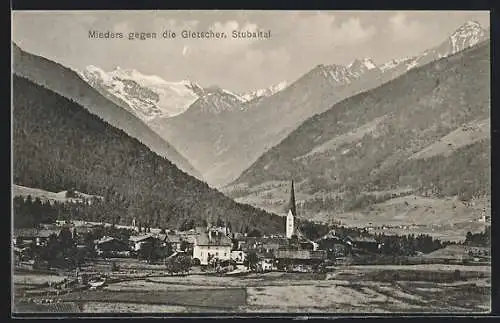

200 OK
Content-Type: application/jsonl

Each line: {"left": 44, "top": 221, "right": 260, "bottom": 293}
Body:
{"left": 39, "top": 223, "right": 59, "bottom": 230}
{"left": 36, "top": 229, "right": 59, "bottom": 246}
{"left": 166, "top": 234, "right": 182, "bottom": 251}
{"left": 129, "top": 234, "right": 156, "bottom": 251}
{"left": 230, "top": 250, "right": 247, "bottom": 264}
{"left": 241, "top": 237, "right": 288, "bottom": 255}
{"left": 13, "top": 228, "right": 38, "bottom": 247}
{"left": 73, "top": 226, "right": 93, "bottom": 244}
{"left": 275, "top": 249, "right": 327, "bottom": 271}
{"left": 94, "top": 236, "right": 130, "bottom": 256}
{"left": 156, "top": 233, "right": 169, "bottom": 247}
{"left": 479, "top": 214, "right": 491, "bottom": 223}
{"left": 13, "top": 228, "right": 59, "bottom": 247}
{"left": 316, "top": 231, "right": 348, "bottom": 259}
{"left": 192, "top": 228, "right": 233, "bottom": 265}
{"left": 257, "top": 258, "right": 276, "bottom": 272}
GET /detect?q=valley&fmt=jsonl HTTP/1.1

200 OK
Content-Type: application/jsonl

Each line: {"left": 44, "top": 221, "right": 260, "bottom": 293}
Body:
{"left": 225, "top": 40, "right": 490, "bottom": 232}
{"left": 11, "top": 12, "right": 491, "bottom": 315}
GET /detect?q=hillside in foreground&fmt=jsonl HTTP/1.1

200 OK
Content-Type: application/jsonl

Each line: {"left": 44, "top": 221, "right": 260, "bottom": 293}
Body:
{"left": 225, "top": 41, "right": 490, "bottom": 226}
{"left": 12, "top": 75, "right": 284, "bottom": 233}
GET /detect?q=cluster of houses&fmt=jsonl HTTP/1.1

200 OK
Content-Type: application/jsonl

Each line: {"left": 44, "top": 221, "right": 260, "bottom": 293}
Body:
{"left": 13, "top": 181, "right": 385, "bottom": 272}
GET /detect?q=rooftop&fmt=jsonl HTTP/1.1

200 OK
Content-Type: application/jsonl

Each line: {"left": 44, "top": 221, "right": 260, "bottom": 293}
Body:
{"left": 129, "top": 234, "right": 155, "bottom": 242}
{"left": 195, "top": 230, "right": 232, "bottom": 246}
{"left": 347, "top": 235, "right": 378, "bottom": 243}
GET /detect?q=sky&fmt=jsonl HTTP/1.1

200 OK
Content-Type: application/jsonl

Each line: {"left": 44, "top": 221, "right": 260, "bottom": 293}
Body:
{"left": 12, "top": 10, "right": 490, "bottom": 93}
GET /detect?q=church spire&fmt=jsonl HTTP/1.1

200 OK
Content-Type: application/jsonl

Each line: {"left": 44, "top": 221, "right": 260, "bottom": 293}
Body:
{"left": 289, "top": 180, "right": 296, "bottom": 216}
{"left": 286, "top": 180, "right": 296, "bottom": 239}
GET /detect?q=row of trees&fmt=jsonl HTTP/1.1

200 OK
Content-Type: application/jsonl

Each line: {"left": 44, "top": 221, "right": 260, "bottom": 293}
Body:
{"left": 465, "top": 227, "right": 490, "bottom": 247}
{"left": 13, "top": 194, "right": 128, "bottom": 229}
{"left": 374, "top": 233, "right": 445, "bottom": 256}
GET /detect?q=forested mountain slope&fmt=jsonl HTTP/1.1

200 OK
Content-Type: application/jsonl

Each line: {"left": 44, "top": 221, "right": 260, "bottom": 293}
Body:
{"left": 227, "top": 41, "right": 490, "bottom": 219}
{"left": 12, "top": 75, "right": 284, "bottom": 233}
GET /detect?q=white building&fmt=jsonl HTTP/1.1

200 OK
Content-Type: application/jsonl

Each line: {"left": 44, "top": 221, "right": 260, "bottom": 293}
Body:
{"left": 193, "top": 228, "right": 233, "bottom": 265}
{"left": 286, "top": 209, "right": 295, "bottom": 239}
{"left": 258, "top": 258, "right": 275, "bottom": 272}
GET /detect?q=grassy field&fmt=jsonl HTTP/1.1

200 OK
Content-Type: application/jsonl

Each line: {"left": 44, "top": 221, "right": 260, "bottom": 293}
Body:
{"left": 230, "top": 182, "right": 490, "bottom": 241}
{"left": 13, "top": 184, "right": 102, "bottom": 203}
{"left": 13, "top": 264, "right": 491, "bottom": 314}
{"left": 13, "top": 273, "right": 69, "bottom": 286}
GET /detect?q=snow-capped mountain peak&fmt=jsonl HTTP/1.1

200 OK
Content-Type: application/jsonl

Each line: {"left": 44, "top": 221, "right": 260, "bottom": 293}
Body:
{"left": 347, "top": 57, "right": 378, "bottom": 76}
{"left": 348, "top": 57, "right": 377, "bottom": 70}
{"left": 80, "top": 65, "right": 204, "bottom": 121}
{"left": 378, "top": 21, "right": 488, "bottom": 75}
{"left": 319, "top": 64, "right": 358, "bottom": 85}
{"left": 241, "top": 81, "right": 289, "bottom": 102}
{"left": 447, "top": 20, "right": 488, "bottom": 54}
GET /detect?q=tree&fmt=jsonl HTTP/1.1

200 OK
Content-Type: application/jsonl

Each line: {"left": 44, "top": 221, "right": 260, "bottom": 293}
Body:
{"left": 138, "top": 241, "right": 160, "bottom": 263}
{"left": 176, "top": 255, "right": 192, "bottom": 273}
{"left": 466, "top": 231, "right": 473, "bottom": 244}
{"left": 165, "top": 257, "right": 178, "bottom": 275}
{"left": 179, "top": 239, "right": 189, "bottom": 252}
{"left": 59, "top": 226, "right": 75, "bottom": 250}
{"left": 247, "top": 228, "right": 262, "bottom": 237}
{"left": 245, "top": 251, "right": 259, "bottom": 271}
{"left": 216, "top": 217, "right": 225, "bottom": 227}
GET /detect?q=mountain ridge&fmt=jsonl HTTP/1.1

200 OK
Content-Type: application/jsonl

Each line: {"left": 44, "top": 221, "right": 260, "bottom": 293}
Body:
{"left": 12, "top": 42, "right": 203, "bottom": 180}
{"left": 151, "top": 21, "right": 489, "bottom": 188}
{"left": 226, "top": 40, "right": 490, "bottom": 222}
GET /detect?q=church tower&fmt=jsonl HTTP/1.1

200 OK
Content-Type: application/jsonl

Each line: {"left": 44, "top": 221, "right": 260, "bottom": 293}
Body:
{"left": 286, "top": 180, "right": 296, "bottom": 239}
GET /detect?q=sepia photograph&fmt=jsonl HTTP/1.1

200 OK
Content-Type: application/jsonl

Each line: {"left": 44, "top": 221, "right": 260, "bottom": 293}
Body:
{"left": 11, "top": 10, "right": 491, "bottom": 315}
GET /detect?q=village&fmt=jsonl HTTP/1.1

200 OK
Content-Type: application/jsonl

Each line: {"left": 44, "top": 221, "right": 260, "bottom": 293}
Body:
{"left": 13, "top": 182, "right": 382, "bottom": 278}
{"left": 12, "top": 182, "right": 491, "bottom": 313}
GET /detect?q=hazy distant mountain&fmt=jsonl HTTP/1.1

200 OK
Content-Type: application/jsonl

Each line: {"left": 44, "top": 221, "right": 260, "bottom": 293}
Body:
{"left": 13, "top": 74, "right": 285, "bottom": 233}
{"left": 151, "top": 57, "right": 370, "bottom": 187}
{"left": 189, "top": 86, "right": 246, "bottom": 114}
{"left": 240, "top": 81, "right": 289, "bottom": 102}
{"left": 150, "top": 21, "right": 489, "bottom": 188}
{"left": 12, "top": 43, "right": 202, "bottom": 180}
{"left": 226, "top": 41, "right": 490, "bottom": 223}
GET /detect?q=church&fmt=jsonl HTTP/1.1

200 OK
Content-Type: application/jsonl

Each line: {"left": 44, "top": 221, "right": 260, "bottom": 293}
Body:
{"left": 275, "top": 180, "right": 326, "bottom": 271}
{"left": 284, "top": 180, "right": 318, "bottom": 251}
